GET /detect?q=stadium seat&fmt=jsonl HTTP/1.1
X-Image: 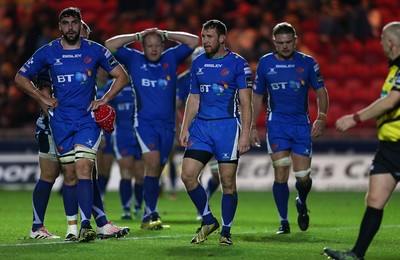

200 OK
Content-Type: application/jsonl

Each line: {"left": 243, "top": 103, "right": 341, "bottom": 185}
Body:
{"left": 325, "top": 103, "right": 343, "bottom": 128}
{"left": 375, "top": 0, "right": 399, "bottom": 9}
{"left": 370, "top": 63, "right": 388, "bottom": 79}
{"left": 363, "top": 39, "right": 385, "bottom": 64}
{"left": 323, "top": 64, "right": 346, "bottom": 83}
{"left": 338, "top": 40, "right": 363, "bottom": 60}
{"left": 369, "top": 77, "right": 384, "bottom": 96}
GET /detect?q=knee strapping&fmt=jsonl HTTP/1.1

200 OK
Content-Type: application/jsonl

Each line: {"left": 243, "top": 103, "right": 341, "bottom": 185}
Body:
{"left": 209, "top": 159, "right": 218, "bottom": 173}
{"left": 59, "top": 150, "right": 75, "bottom": 164}
{"left": 272, "top": 157, "right": 291, "bottom": 168}
{"left": 39, "top": 152, "right": 59, "bottom": 162}
{"left": 75, "top": 146, "right": 96, "bottom": 162}
{"left": 294, "top": 168, "right": 311, "bottom": 178}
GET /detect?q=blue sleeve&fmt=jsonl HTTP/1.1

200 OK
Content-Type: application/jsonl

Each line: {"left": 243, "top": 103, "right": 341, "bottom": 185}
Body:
{"left": 254, "top": 57, "right": 267, "bottom": 95}
{"left": 98, "top": 44, "right": 120, "bottom": 73}
{"left": 18, "top": 47, "right": 48, "bottom": 80}
{"left": 165, "top": 44, "right": 194, "bottom": 65}
{"left": 115, "top": 47, "right": 137, "bottom": 68}
{"left": 235, "top": 56, "right": 253, "bottom": 90}
{"left": 309, "top": 57, "right": 325, "bottom": 91}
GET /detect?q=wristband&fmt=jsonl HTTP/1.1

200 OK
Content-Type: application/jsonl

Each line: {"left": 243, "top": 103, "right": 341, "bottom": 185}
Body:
{"left": 135, "top": 33, "right": 142, "bottom": 42}
{"left": 353, "top": 113, "right": 361, "bottom": 123}
{"left": 162, "top": 31, "right": 169, "bottom": 41}
{"left": 318, "top": 112, "right": 326, "bottom": 118}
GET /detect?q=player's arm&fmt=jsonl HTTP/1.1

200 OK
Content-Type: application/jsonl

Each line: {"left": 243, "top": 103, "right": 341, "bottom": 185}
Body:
{"left": 336, "top": 90, "right": 400, "bottom": 132}
{"left": 37, "top": 82, "right": 52, "bottom": 116}
{"left": 250, "top": 91, "right": 264, "bottom": 147}
{"left": 311, "top": 87, "right": 329, "bottom": 138}
{"left": 15, "top": 73, "right": 57, "bottom": 109}
{"left": 161, "top": 30, "right": 199, "bottom": 49}
{"left": 238, "top": 87, "right": 253, "bottom": 154}
{"left": 89, "top": 65, "right": 129, "bottom": 111}
{"left": 179, "top": 93, "right": 199, "bottom": 147}
{"left": 104, "top": 33, "right": 140, "bottom": 53}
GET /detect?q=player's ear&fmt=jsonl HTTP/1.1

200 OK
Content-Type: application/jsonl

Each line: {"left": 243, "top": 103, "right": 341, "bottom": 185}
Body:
{"left": 219, "top": 34, "right": 225, "bottom": 44}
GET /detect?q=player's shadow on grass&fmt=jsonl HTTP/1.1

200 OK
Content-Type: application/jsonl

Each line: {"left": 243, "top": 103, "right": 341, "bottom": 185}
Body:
{"left": 164, "top": 219, "right": 200, "bottom": 225}
{"left": 240, "top": 233, "right": 330, "bottom": 244}
{"left": 166, "top": 244, "right": 238, "bottom": 258}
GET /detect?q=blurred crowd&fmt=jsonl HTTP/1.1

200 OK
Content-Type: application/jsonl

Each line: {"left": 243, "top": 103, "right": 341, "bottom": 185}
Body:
{"left": 0, "top": 0, "right": 397, "bottom": 132}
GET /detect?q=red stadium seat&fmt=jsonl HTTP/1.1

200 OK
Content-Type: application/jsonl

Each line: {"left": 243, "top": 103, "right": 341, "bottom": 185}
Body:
{"left": 338, "top": 40, "right": 363, "bottom": 60}
{"left": 363, "top": 39, "right": 385, "bottom": 64}
{"left": 370, "top": 63, "right": 388, "bottom": 79}
{"left": 326, "top": 103, "right": 344, "bottom": 128}
{"left": 323, "top": 64, "right": 346, "bottom": 83}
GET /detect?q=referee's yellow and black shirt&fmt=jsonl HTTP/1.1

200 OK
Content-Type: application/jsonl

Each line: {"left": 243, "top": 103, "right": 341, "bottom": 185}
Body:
{"left": 377, "top": 57, "right": 400, "bottom": 141}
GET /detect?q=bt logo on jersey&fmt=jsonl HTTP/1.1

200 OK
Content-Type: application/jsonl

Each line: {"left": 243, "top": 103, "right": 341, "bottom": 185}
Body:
{"left": 199, "top": 84, "right": 212, "bottom": 92}
{"left": 57, "top": 74, "right": 74, "bottom": 83}
{"left": 142, "top": 78, "right": 168, "bottom": 89}
{"left": 271, "top": 81, "right": 301, "bottom": 91}
{"left": 271, "top": 82, "right": 288, "bottom": 90}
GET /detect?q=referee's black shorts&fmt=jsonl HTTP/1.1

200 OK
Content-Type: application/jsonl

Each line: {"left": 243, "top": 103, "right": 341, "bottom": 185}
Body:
{"left": 370, "top": 141, "right": 400, "bottom": 181}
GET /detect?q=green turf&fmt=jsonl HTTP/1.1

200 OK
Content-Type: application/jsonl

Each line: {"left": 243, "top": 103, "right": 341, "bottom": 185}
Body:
{"left": 0, "top": 189, "right": 399, "bottom": 259}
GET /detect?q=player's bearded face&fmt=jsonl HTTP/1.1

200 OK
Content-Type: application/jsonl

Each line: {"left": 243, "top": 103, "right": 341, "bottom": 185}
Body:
{"left": 59, "top": 17, "right": 81, "bottom": 45}
{"left": 274, "top": 33, "right": 296, "bottom": 60}
{"left": 201, "top": 29, "right": 220, "bottom": 57}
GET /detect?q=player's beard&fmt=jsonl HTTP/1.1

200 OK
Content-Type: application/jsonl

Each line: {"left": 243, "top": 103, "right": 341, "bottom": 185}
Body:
{"left": 62, "top": 30, "right": 80, "bottom": 45}
{"left": 205, "top": 43, "right": 220, "bottom": 58}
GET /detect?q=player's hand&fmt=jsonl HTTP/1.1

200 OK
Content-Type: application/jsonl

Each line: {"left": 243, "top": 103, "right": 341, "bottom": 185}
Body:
{"left": 238, "top": 136, "right": 251, "bottom": 155}
{"left": 250, "top": 128, "right": 261, "bottom": 148}
{"left": 336, "top": 114, "right": 356, "bottom": 132}
{"left": 179, "top": 128, "right": 189, "bottom": 147}
{"left": 311, "top": 119, "right": 325, "bottom": 138}
{"left": 41, "top": 96, "right": 58, "bottom": 110}
{"left": 88, "top": 99, "right": 107, "bottom": 112}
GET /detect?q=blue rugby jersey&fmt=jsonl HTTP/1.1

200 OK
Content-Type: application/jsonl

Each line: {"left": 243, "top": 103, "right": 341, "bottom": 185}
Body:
{"left": 177, "top": 70, "right": 190, "bottom": 105}
{"left": 18, "top": 38, "right": 120, "bottom": 122}
{"left": 190, "top": 49, "right": 253, "bottom": 120}
{"left": 254, "top": 51, "right": 324, "bottom": 125}
{"left": 114, "top": 44, "right": 193, "bottom": 127}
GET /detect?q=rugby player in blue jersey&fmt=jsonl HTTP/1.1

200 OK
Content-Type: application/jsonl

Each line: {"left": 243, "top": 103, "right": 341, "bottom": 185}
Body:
{"left": 180, "top": 20, "right": 253, "bottom": 245}
{"left": 105, "top": 27, "right": 199, "bottom": 230}
{"left": 29, "top": 20, "right": 130, "bottom": 242}
{"left": 176, "top": 46, "right": 221, "bottom": 220}
{"left": 15, "top": 7, "right": 129, "bottom": 242}
{"left": 95, "top": 68, "right": 144, "bottom": 220}
{"left": 251, "top": 22, "right": 329, "bottom": 234}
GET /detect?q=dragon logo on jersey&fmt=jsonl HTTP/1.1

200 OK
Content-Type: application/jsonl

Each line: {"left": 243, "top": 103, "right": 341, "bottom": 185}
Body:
{"left": 84, "top": 56, "right": 92, "bottom": 64}
{"left": 220, "top": 68, "right": 230, "bottom": 76}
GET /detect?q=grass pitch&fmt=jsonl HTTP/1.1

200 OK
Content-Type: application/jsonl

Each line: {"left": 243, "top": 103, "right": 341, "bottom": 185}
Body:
{"left": 0, "top": 189, "right": 399, "bottom": 259}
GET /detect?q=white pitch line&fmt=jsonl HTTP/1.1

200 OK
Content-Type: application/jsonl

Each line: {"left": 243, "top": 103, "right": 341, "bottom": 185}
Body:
{"left": 2, "top": 225, "right": 400, "bottom": 247}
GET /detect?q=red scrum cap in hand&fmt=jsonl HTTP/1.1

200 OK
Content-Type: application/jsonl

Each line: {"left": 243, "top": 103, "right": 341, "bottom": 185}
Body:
{"left": 94, "top": 104, "right": 116, "bottom": 133}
